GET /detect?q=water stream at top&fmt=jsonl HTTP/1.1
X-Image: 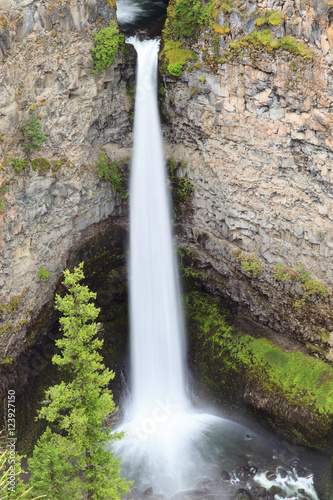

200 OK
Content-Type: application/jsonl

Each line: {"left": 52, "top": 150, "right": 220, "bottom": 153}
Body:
{"left": 111, "top": 19, "right": 321, "bottom": 499}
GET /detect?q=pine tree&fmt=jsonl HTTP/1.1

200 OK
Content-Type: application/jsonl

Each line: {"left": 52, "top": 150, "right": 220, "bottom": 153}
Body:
{"left": 28, "top": 263, "right": 131, "bottom": 499}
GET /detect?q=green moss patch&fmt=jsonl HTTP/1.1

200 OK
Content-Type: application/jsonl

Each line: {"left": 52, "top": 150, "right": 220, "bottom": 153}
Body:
{"left": 186, "top": 290, "right": 333, "bottom": 448}
{"left": 228, "top": 29, "right": 313, "bottom": 60}
{"left": 255, "top": 11, "right": 284, "bottom": 27}
{"left": 31, "top": 158, "right": 51, "bottom": 174}
{"left": 160, "top": 40, "right": 197, "bottom": 76}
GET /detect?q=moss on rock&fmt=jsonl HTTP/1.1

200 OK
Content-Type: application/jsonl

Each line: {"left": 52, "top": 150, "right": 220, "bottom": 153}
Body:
{"left": 185, "top": 289, "right": 333, "bottom": 453}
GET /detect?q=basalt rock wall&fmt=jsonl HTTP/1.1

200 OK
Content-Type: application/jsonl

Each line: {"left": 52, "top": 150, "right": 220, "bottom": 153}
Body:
{"left": 162, "top": 0, "right": 333, "bottom": 361}
{"left": 0, "top": 0, "right": 134, "bottom": 385}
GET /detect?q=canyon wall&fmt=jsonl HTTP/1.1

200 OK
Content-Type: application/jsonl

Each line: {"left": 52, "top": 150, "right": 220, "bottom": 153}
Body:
{"left": 0, "top": 0, "right": 134, "bottom": 382}
{"left": 162, "top": 0, "right": 333, "bottom": 361}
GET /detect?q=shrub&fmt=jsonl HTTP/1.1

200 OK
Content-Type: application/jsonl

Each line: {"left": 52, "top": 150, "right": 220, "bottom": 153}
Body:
{"left": 236, "top": 252, "right": 262, "bottom": 275}
{"left": 37, "top": 266, "right": 51, "bottom": 282}
{"left": 160, "top": 40, "right": 196, "bottom": 76}
{"left": 9, "top": 157, "right": 28, "bottom": 173}
{"left": 172, "top": 0, "right": 214, "bottom": 37}
{"left": 91, "top": 21, "right": 124, "bottom": 73}
{"left": 96, "top": 152, "right": 128, "bottom": 199}
{"left": 168, "top": 62, "right": 184, "bottom": 76}
{"left": 20, "top": 115, "right": 47, "bottom": 153}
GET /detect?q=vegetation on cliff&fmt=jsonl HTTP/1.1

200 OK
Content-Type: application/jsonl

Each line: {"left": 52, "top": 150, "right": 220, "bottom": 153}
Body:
{"left": 160, "top": 0, "right": 314, "bottom": 75}
{"left": 91, "top": 20, "right": 124, "bottom": 73}
{"left": 20, "top": 115, "right": 47, "bottom": 153}
{"left": 28, "top": 264, "right": 130, "bottom": 499}
{"left": 185, "top": 288, "right": 333, "bottom": 452}
{"left": 96, "top": 152, "right": 129, "bottom": 199}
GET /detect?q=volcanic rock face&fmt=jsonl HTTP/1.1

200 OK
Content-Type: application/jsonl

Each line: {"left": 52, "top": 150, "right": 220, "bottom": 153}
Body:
{"left": 161, "top": 0, "right": 333, "bottom": 358}
{"left": 0, "top": 0, "right": 134, "bottom": 370}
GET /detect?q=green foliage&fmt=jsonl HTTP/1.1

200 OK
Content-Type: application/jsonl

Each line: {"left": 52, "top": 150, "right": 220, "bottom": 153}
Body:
{"left": 91, "top": 21, "right": 124, "bottom": 73}
{"left": 6, "top": 297, "right": 20, "bottom": 314}
{"left": 29, "top": 263, "right": 131, "bottom": 500}
{"left": 31, "top": 158, "right": 51, "bottom": 174}
{"left": 177, "top": 248, "right": 201, "bottom": 280}
{"left": 168, "top": 62, "right": 184, "bottom": 76}
{"left": 168, "top": 160, "right": 195, "bottom": 218}
{"left": 278, "top": 36, "right": 313, "bottom": 58}
{"left": 273, "top": 263, "right": 328, "bottom": 308}
{"left": 28, "top": 428, "right": 72, "bottom": 499}
{"left": 161, "top": 40, "right": 197, "bottom": 76}
{"left": 52, "top": 158, "right": 67, "bottom": 172}
{"left": 273, "top": 262, "right": 293, "bottom": 282}
{"left": 37, "top": 266, "right": 51, "bottom": 282}
{"left": 0, "top": 297, "right": 20, "bottom": 316}
{"left": 172, "top": 0, "right": 214, "bottom": 37}
{"left": 228, "top": 29, "right": 313, "bottom": 60}
{"left": 238, "top": 252, "right": 262, "bottom": 275}
{"left": 0, "top": 445, "right": 30, "bottom": 499}
{"left": 96, "top": 153, "right": 128, "bottom": 199}
{"left": 186, "top": 291, "right": 333, "bottom": 417}
{"left": 20, "top": 115, "right": 47, "bottom": 153}
{"left": 172, "top": 0, "right": 201, "bottom": 37}
{"left": 220, "top": 1, "right": 233, "bottom": 13}
{"left": 293, "top": 263, "right": 329, "bottom": 305}
{"left": 255, "top": 11, "right": 283, "bottom": 27}
{"left": 9, "top": 157, "right": 28, "bottom": 173}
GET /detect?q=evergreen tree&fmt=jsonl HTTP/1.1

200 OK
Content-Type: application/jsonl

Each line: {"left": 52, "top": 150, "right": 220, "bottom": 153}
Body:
{"left": 28, "top": 263, "right": 131, "bottom": 499}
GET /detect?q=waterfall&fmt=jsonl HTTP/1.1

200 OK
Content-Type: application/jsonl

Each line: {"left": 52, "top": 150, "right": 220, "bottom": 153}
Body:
{"left": 128, "top": 38, "right": 188, "bottom": 419}
{"left": 111, "top": 36, "right": 320, "bottom": 500}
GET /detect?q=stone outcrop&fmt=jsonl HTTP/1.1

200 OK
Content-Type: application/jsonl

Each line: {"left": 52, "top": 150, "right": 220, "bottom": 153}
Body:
{"left": 0, "top": 0, "right": 134, "bottom": 374}
{"left": 161, "top": 0, "right": 333, "bottom": 361}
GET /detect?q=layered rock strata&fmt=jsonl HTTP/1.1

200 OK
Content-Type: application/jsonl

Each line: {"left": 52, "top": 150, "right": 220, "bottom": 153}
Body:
{"left": 0, "top": 0, "right": 134, "bottom": 378}
{"left": 162, "top": 0, "right": 333, "bottom": 361}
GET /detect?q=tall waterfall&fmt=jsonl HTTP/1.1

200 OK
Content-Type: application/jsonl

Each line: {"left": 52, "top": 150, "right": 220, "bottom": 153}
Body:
{"left": 129, "top": 38, "right": 187, "bottom": 418}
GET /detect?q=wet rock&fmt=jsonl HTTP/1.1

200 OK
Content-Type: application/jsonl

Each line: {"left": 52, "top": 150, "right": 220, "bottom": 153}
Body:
{"left": 297, "top": 468, "right": 310, "bottom": 478}
{"left": 248, "top": 466, "right": 257, "bottom": 476}
{"left": 257, "top": 487, "right": 267, "bottom": 496}
{"left": 236, "top": 466, "right": 246, "bottom": 480}
{"left": 279, "top": 469, "right": 288, "bottom": 478}
{"left": 269, "top": 486, "right": 282, "bottom": 495}
{"left": 290, "top": 459, "right": 300, "bottom": 469}
{"left": 143, "top": 487, "right": 153, "bottom": 496}
{"left": 221, "top": 470, "right": 231, "bottom": 481}
{"left": 265, "top": 470, "right": 277, "bottom": 481}
{"left": 235, "top": 489, "right": 253, "bottom": 500}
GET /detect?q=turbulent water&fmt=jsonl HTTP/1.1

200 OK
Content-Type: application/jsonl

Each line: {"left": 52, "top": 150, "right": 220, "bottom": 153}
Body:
{"left": 116, "top": 0, "right": 167, "bottom": 32}
{"left": 110, "top": 5, "right": 322, "bottom": 497}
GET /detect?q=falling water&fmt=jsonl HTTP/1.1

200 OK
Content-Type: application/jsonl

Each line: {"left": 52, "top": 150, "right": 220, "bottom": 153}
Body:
{"left": 112, "top": 36, "right": 321, "bottom": 500}
{"left": 128, "top": 38, "right": 187, "bottom": 418}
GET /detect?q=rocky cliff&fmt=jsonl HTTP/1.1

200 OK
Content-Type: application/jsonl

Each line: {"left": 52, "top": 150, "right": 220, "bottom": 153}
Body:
{"left": 161, "top": 0, "right": 333, "bottom": 361}
{"left": 0, "top": 0, "right": 134, "bottom": 384}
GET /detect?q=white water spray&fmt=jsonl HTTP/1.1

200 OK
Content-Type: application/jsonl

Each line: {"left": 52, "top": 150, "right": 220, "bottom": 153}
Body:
{"left": 112, "top": 36, "right": 320, "bottom": 499}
